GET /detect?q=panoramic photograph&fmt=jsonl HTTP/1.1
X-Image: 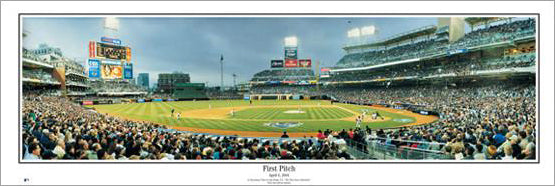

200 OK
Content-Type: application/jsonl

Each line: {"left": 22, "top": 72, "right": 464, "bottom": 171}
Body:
{"left": 20, "top": 16, "right": 537, "bottom": 161}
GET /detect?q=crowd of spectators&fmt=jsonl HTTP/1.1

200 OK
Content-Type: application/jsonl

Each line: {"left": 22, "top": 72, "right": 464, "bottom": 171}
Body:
{"left": 21, "top": 78, "right": 536, "bottom": 160}
{"left": 69, "top": 95, "right": 145, "bottom": 102}
{"left": 89, "top": 80, "right": 147, "bottom": 93}
{"left": 22, "top": 93, "right": 353, "bottom": 160}
{"left": 337, "top": 39, "right": 443, "bottom": 68}
{"left": 66, "top": 79, "right": 88, "bottom": 87}
{"left": 65, "top": 66, "right": 86, "bottom": 77}
{"left": 324, "top": 52, "right": 535, "bottom": 82}
{"left": 22, "top": 69, "right": 60, "bottom": 84}
{"left": 23, "top": 48, "right": 50, "bottom": 64}
{"left": 321, "top": 80, "right": 536, "bottom": 160}
{"left": 251, "top": 69, "right": 315, "bottom": 81}
{"left": 22, "top": 87, "right": 61, "bottom": 97}
{"left": 250, "top": 85, "right": 318, "bottom": 96}
{"left": 336, "top": 18, "right": 536, "bottom": 69}
{"left": 444, "top": 18, "right": 536, "bottom": 52}
{"left": 205, "top": 90, "right": 243, "bottom": 100}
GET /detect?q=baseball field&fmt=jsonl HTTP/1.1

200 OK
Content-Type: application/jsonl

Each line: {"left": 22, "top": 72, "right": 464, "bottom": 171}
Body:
{"left": 91, "top": 100, "right": 438, "bottom": 137}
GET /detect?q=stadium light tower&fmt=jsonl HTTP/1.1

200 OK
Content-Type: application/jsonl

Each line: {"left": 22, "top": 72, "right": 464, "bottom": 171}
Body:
{"left": 232, "top": 73, "right": 237, "bottom": 89}
{"left": 220, "top": 54, "right": 224, "bottom": 92}
{"left": 104, "top": 17, "right": 120, "bottom": 38}
{"left": 360, "top": 25, "right": 376, "bottom": 36}
{"left": 347, "top": 28, "right": 361, "bottom": 38}
{"left": 284, "top": 36, "right": 298, "bottom": 47}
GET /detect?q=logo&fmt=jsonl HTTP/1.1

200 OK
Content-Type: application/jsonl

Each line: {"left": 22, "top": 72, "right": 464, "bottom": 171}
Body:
{"left": 392, "top": 119, "right": 414, "bottom": 123}
{"left": 101, "top": 37, "right": 122, "bottom": 45}
{"left": 264, "top": 122, "right": 303, "bottom": 129}
{"left": 88, "top": 59, "right": 100, "bottom": 67}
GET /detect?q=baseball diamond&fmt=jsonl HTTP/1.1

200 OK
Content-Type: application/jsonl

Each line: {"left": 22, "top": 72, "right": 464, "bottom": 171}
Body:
{"left": 91, "top": 100, "right": 438, "bottom": 137}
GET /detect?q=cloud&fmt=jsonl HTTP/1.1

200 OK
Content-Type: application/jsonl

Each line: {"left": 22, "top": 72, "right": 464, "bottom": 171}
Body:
{"left": 23, "top": 17, "right": 439, "bottom": 87}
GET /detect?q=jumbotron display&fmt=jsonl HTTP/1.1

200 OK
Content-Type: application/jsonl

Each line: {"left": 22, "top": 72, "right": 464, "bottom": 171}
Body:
{"left": 101, "top": 64, "right": 123, "bottom": 79}
{"left": 87, "top": 36, "right": 133, "bottom": 79}
{"left": 96, "top": 42, "right": 129, "bottom": 61}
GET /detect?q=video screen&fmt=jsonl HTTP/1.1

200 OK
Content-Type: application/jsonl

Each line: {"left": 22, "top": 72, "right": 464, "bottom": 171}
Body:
{"left": 96, "top": 42, "right": 128, "bottom": 60}
{"left": 101, "top": 64, "right": 122, "bottom": 79}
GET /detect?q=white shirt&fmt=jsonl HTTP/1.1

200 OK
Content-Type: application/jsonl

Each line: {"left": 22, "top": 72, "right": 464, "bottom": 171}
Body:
{"left": 502, "top": 155, "right": 514, "bottom": 160}
{"left": 454, "top": 153, "right": 464, "bottom": 160}
{"left": 473, "top": 153, "right": 486, "bottom": 160}
{"left": 24, "top": 153, "right": 41, "bottom": 160}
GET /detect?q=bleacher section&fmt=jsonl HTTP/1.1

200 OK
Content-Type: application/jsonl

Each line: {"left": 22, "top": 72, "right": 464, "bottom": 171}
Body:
{"left": 251, "top": 68, "right": 315, "bottom": 82}
{"left": 335, "top": 19, "right": 536, "bottom": 69}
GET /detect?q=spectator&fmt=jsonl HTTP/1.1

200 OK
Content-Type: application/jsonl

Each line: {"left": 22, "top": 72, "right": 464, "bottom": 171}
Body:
{"left": 24, "top": 143, "right": 41, "bottom": 160}
{"left": 281, "top": 131, "right": 289, "bottom": 138}
{"left": 474, "top": 144, "right": 486, "bottom": 160}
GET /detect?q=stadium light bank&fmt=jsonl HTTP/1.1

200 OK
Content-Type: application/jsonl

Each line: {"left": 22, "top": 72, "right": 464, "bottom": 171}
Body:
{"left": 348, "top": 26, "right": 376, "bottom": 37}
{"left": 347, "top": 25, "right": 376, "bottom": 47}
{"left": 284, "top": 36, "right": 298, "bottom": 47}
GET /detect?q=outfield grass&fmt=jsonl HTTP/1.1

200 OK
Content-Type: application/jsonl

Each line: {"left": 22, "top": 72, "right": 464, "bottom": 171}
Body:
{"left": 91, "top": 100, "right": 417, "bottom": 132}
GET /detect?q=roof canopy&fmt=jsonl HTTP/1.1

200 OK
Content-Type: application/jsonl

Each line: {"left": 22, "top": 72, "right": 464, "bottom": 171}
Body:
{"left": 464, "top": 17, "right": 509, "bottom": 26}
{"left": 343, "top": 25, "right": 437, "bottom": 51}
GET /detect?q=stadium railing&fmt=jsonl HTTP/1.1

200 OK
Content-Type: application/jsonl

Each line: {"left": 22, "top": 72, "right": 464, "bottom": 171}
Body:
{"left": 345, "top": 138, "right": 453, "bottom": 160}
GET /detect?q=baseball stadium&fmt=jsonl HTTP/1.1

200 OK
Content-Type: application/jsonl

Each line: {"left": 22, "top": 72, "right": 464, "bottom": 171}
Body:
{"left": 21, "top": 16, "right": 536, "bottom": 161}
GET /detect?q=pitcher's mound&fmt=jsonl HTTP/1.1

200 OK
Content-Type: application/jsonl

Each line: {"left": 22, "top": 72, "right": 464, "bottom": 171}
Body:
{"left": 284, "top": 110, "right": 305, "bottom": 114}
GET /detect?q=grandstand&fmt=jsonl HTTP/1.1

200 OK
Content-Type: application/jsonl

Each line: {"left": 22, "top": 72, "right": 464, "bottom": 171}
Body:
{"left": 22, "top": 47, "right": 61, "bottom": 96}
{"left": 89, "top": 80, "right": 147, "bottom": 96}
{"left": 251, "top": 68, "right": 315, "bottom": 82}
{"left": 23, "top": 42, "right": 147, "bottom": 104}
{"left": 332, "top": 18, "right": 535, "bottom": 70}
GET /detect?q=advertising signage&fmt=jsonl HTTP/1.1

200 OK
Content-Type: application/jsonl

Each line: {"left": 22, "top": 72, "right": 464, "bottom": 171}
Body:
{"left": 320, "top": 68, "right": 331, "bottom": 78}
{"left": 123, "top": 63, "right": 133, "bottom": 79}
{"left": 101, "top": 60, "right": 121, "bottom": 65}
{"left": 89, "top": 41, "right": 96, "bottom": 58}
{"left": 284, "top": 59, "right": 298, "bottom": 68}
{"left": 298, "top": 59, "right": 312, "bottom": 67}
{"left": 284, "top": 47, "right": 297, "bottom": 59}
{"left": 88, "top": 59, "right": 101, "bottom": 78}
{"left": 101, "top": 64, "right": 123, "bottom": 79}
{"left": 126, "top": 47, "right": 131, "bottom": 62}
{"left": 100, "top": 37, "right": 122, "bottom": 45}
{"left": 271, "top": 60, "right": 284, "bottom": 68}
{"left": 446, "top": 48, "right": 468, "bottom": 56}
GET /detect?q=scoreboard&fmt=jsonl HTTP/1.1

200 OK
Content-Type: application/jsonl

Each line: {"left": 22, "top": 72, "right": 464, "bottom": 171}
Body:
{"left": 88, "top": 36, "right": 133, "bottom": 80}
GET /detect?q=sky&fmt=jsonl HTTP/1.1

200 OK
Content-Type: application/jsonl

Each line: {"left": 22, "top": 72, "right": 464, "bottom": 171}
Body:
{"left": 23, "top": 17, "right": 445, "bottom": 87}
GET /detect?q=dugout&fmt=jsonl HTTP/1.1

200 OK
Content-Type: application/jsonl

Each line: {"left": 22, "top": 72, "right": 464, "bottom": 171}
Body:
{"left": 172, "top": 83, "right": 209, "bottom": 100}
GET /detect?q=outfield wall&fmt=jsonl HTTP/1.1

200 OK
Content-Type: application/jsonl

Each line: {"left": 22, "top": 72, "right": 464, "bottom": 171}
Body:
{"left": 78, "top": 97, "right": 210, "bottom": 105}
